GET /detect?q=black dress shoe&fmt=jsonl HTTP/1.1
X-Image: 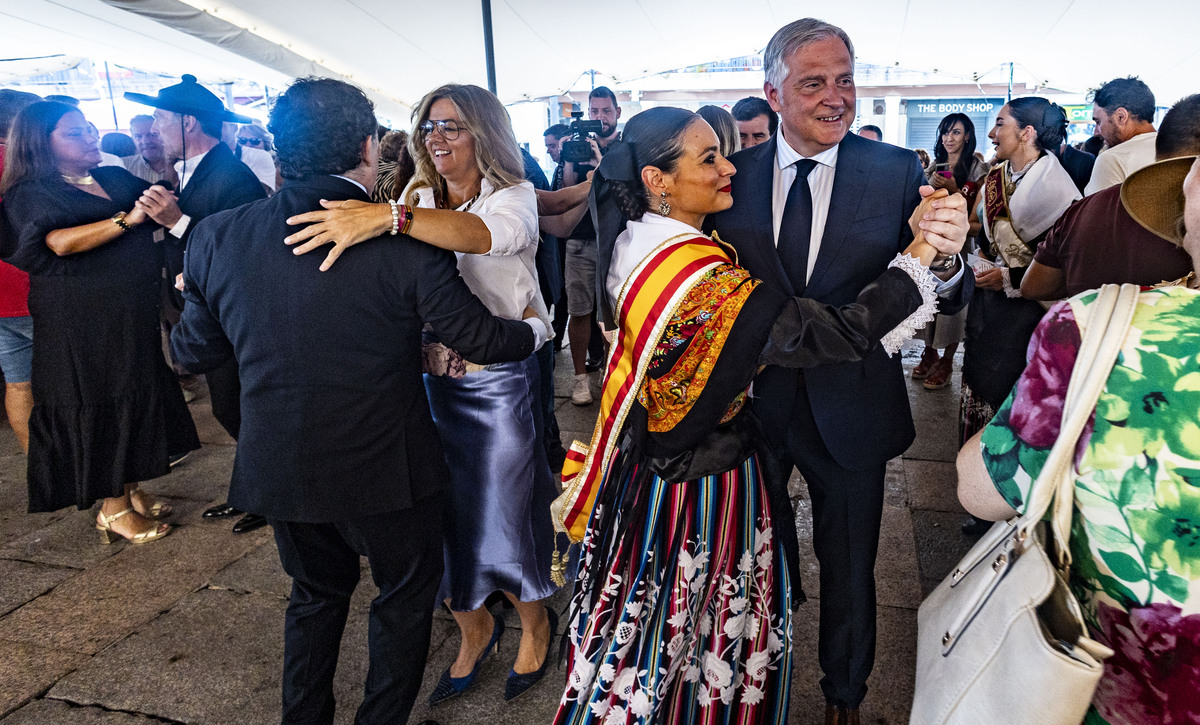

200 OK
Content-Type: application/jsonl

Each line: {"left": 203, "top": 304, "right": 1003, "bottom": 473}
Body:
{"left": 232, "top": 513, "right": 268, "bottom": 534}
{"left": 202, "top": 502, "right": 242, "bottom": 518}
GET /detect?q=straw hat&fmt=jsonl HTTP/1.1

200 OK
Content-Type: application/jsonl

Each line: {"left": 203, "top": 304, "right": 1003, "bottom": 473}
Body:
{"left": 1120, "top": 155, "right": 1197, "bottom": 246}
{"left": 125, "top": 74, "right": 251, "bottom": 125}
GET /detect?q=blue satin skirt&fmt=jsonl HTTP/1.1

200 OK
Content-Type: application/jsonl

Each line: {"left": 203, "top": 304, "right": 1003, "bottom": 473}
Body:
{"left": 424, "top": 353, "right": 561, "bottom": 611}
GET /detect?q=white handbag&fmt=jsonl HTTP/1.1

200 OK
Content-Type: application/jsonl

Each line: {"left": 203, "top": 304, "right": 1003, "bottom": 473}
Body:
{"left": 911, "top": 284, "right": 1141, "bottom": 725}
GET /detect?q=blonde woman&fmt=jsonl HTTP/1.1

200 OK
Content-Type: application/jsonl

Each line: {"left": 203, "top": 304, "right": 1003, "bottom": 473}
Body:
{"left": 284, "top": 83, "right": 561, "bottom": 704}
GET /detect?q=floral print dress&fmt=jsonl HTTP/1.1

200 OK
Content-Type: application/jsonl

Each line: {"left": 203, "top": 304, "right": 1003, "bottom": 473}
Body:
{"left": 980, "top": 286, "right": 1200, "bottom": 724}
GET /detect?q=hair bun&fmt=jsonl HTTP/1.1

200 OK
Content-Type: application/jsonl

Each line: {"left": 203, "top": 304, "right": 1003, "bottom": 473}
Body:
{"left": 1041, "top": 102, "right": 1067, "bottom": 129}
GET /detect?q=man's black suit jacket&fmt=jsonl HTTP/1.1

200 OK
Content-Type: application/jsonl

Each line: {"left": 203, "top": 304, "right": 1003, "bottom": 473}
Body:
{"left": 168, "top": 143, "right": 266, "bottom": 294}
{"left": 170, "top": 175, "right": 536, "bottom": 523}
{"left": 712, "top": 132, "right": 973, "bottom": 469}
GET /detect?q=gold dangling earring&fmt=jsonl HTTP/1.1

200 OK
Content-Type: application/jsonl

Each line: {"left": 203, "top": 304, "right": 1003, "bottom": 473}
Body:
{"left": 658, "top": 192, "right": 671, "bottom": 216}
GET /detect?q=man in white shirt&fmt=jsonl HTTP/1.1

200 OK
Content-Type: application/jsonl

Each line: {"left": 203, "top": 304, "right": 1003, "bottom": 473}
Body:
{"left": 1085, "top": 77, "right": 1159, "bottom": 195}
{"left": 711, "top": 18, "right": 971, "bottom": 725}
{"left": 121, "top": 114, "right": 177, "bottom": 186}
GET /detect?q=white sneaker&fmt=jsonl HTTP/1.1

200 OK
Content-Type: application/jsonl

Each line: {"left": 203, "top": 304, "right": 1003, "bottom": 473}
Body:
{"left": 571, "top": 375, "right": 593, "bottom": 406}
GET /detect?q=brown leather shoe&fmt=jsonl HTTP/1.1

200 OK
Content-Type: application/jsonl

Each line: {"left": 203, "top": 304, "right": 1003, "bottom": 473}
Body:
{"left": 824, "top": 704, "right": 861, "bottom": 725}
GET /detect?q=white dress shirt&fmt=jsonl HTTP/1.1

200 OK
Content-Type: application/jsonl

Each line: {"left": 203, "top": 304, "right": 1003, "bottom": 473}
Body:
{"left": 167, "top": 147, "right": 215, "bottom": 238}
{"left": 772, "top": 134, "right": 838, "bottom": 284}
{"left": 773, "top": 133, "right": 963, "bottom": 293}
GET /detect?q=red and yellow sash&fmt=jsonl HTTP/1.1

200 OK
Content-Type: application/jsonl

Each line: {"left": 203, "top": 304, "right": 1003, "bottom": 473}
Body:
{"left": 551, "top": 234, "right": 733, "bottom": 543}
{"left": 982, "top": 162, "right": 1012, "bottom": 232}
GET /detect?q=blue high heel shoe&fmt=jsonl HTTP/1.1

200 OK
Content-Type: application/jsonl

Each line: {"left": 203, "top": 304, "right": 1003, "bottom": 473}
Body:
{"left": 428, "top": 611, "right": 505, "bottom": 705}
{"left": 503, "top": 606, "right": 559, "bottom": 702}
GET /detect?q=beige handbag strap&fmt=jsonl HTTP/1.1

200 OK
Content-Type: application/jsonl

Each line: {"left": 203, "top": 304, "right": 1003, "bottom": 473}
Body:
{"left": 1019, "top": 284, "right": 1140, "bottom": 569}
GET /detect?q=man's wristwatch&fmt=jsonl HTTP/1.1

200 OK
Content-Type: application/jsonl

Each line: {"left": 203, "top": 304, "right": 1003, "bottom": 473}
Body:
{"left": 111, "top": 211, "right": 132, "bottom": 232}
{"left": 929, "top": 254, "right": 959, "bottom": 273}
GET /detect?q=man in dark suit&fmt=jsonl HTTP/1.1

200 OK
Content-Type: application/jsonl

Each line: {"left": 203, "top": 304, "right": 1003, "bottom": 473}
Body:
{"left": 128, "top": 75, "right": 269, "bottom": 533}
{"left": 171, "top": 78, "right": 542, "bottom": 724}
{"left": 711, "top": 19, "right": 972, "bottom": 725}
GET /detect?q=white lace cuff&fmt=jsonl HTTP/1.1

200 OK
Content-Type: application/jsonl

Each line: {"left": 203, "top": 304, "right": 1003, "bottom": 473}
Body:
{"left": 881, "top": 253, "right": 940, "bottom": 356}
{"left": 1000, "top": 267, "right": 1022, "bottom": 298}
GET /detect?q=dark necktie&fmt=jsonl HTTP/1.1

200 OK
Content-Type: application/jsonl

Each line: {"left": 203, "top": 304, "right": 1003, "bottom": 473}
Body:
{"left": 777, "top": 158, "right": 819, "bottom": 295}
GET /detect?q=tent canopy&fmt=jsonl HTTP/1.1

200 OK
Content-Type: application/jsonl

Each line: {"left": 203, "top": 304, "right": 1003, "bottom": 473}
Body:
{"left": 4, "top": 0, "right": 1197, "bottom": 120}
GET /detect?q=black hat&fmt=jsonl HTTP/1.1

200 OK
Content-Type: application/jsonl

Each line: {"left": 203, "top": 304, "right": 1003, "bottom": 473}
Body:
{"left": 125, "top": 74, "right": 251, "bottom": 125}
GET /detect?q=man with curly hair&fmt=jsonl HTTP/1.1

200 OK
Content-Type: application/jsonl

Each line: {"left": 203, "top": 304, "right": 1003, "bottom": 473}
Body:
{"left": 170, "top": 76, "right": 542, "bottom": 724}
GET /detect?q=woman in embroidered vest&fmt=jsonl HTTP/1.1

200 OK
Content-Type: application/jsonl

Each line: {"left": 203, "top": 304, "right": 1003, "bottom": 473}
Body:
{"left": 958, "top": 155, "right": 1200, "bottom": 724}
{"left": 0, "top": 101, "right": 199, "bottom": 544}
{"left": 960, "top": 98, "right": 1081, "bottom": 454}
{"left": 550, "top": 106, "right": 956, "bottom": 724}
{"left": 284, "top": 84, "right": 572, "bottom": 704}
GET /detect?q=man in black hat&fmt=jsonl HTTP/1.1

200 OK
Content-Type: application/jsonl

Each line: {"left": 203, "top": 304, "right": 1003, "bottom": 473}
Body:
{"left": 128, "top": 74, "right": 268, "bottom": 534}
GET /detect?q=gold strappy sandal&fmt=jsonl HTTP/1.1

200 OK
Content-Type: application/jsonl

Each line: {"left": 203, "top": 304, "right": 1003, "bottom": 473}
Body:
{"left": 129, "top": 487, "right": 173, "bottom": 519}
{"left": 96, "top": 507, "right": 172, "bottom": 545}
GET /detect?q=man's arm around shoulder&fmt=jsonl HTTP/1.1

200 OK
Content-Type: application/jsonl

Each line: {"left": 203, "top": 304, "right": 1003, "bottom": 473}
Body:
{"left": 410, "top": 243, "right": 537, "bottom": 363}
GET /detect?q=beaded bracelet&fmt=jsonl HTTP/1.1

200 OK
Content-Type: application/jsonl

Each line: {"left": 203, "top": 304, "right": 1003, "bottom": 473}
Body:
{"left": 387, "top": 199, "right": 401, "bottom": 236}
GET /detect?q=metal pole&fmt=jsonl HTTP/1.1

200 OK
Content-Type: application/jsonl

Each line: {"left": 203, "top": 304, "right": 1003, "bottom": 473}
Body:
{"left": 481, "top": 0, "right": 497, "bottom": 94}
{"left": 103, "top": 61, "right": 119, "bottom": 130}
{"left": 1007, "top": 62, "right": 1014, "bottom": 103}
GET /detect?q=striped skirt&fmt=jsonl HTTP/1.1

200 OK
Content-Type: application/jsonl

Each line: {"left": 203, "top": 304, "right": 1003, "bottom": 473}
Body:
{"left": 554, "top": 450, "right": 792, "bottom": 725}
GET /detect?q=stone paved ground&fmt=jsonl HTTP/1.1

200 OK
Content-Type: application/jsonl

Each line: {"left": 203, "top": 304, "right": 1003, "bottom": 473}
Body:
{"left": 0, "top": 343, "right": 978, "bottom": 724}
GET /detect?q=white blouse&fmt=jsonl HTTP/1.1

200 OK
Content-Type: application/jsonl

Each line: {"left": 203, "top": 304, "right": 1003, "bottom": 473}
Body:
{"left": 412, "top": 179, "right": 550, "bottom": 331}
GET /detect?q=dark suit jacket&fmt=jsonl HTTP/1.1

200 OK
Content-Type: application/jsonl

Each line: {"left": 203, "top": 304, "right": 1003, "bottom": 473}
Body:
{"left": 1059, "top": 144, "right": 1096, "bottom": 195}
{"left": 169, "top": 142, "right": 266, "bottom": 287}
{"left": 170, "top": 175, "right": 536, "bottom": 522}
{"left": 712, "top": 132, "right": 972, "bottom": 469}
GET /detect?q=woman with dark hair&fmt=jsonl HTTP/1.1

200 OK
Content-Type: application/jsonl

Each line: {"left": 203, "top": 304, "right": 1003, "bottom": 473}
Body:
{"left": 912, "top": 113, "right": 990, "bottom": 389}
{"left": 550, "top": 107, "right": 957, "bottom": 724}
{"left": 284, "top": 83, "right": 565, "bottom": 704}
{"left": 0, "top": 101, "right": 199, "bottom": 543}
{"left": 100, "top": 131, "right": 136, "bottom": 158}
{"left": 957, "top": 97, "right": 1080, "bottom": 534}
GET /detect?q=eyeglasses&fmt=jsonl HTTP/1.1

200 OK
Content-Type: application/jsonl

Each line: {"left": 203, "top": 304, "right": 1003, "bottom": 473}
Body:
{"left": 237, "top": 137, "right": 263, "bottom": 147}
{"left": 418, "top": 119, "right": 465, "bottom": 141}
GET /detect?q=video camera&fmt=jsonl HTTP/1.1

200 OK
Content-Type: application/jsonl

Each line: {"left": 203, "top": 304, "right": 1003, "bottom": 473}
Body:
{"left": 561, "top": 111, "right": 603, "bottom": 164}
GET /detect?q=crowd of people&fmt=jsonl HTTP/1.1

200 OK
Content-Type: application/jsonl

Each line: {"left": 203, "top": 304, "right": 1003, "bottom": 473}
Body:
{"left": 0, "top": 13, "right": 1196, "bottom": 725}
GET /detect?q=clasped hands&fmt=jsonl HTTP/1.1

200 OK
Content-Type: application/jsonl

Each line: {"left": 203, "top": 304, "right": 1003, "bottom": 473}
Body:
{"left": 908, "top": 186, "right": 969, "bottom": 277}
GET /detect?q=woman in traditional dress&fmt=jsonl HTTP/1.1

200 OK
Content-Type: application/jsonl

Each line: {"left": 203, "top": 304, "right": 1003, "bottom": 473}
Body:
{"left": 0, "top": 101, "right": 199, "bottom": 543}
{"left": 283, "top": 83, "right": 585, "bottom": 703}
{"left": 960, "top": 98, "right": 1080, "bottom": 446}
{"left": 550, "top": 106, "right": 958, "bottom": 724}
{"left": 912, "top": 113, "right": 989, "bottom": 390}
{"left": 958, "top": 98, "right": 1080, "bottom": 535}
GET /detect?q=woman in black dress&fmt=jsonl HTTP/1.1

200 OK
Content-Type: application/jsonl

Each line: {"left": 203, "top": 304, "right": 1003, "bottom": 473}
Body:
{"left": 0, "top": 101, "right": 199, "bottom": 543}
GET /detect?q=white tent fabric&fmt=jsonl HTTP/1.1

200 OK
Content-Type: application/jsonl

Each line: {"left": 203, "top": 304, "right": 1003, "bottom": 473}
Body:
{"left": 5, "top": 0, "right": 1199, "bottom": 118}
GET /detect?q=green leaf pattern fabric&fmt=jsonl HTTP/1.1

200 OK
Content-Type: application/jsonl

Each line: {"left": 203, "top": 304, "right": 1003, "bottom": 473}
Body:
{"left": 980, "top": 287, "right": 1200, "bottom": 723}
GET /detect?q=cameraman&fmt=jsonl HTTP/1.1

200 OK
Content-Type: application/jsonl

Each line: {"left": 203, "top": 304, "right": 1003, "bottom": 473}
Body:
{"left": 561, "top": 86, "right": 621, "bottom": 405}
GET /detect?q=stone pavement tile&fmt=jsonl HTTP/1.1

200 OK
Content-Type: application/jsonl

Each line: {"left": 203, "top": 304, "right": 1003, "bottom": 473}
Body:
{"left": 910, "top": 509, "right": 979, "bottom": 597}
{"left": 903, "top": 459, "right": 967, "bottom": 514}
{"left": 903, "top": 378, "right": 962, "bottom": 463}
{"left": 0, "top": 558, "right": 75, "bottom": 617}
{"left": 1, "top": 699, "right": 157, "bottom": 723}
{"left": 0, "top": 499, "right": 209, "bottom": 570}
{"left": 137, "top": 445, "right": 236, "bottom": 503}
{"left": 0, "top": 473, "right": 67, "bottom": 547}
{"left": 1, "top": 518, "right": 269, "bottom": 655}
{"left": 788, "top": 601, "right": 916, "bottom": 724}
{"left": 790, "top": 500, "right": 920, "bottom": 609}
{"left": 209, "top": 539, "right": 292, "bottom": 599}
{"left": 50, "top": 587, "right": 456, "bottom": 725}
{"left": 49, "top": 588, "right": 286, "bottom": 724}
{"left": 0, "top": 639, "right": 87, "bottom": 719}
{"left": 884, "top": 458, "right": 907, "bottom": 508}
